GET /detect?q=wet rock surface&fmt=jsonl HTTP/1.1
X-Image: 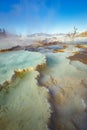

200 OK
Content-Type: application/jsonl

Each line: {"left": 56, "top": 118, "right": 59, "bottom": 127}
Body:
{"left": 68, "top": 51, "right": 87, "bottom": 65}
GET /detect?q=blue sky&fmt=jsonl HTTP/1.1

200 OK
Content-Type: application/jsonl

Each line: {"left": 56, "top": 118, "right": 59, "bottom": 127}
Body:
{"left": 0, "top": 0, "right": 87, "bottom": 34}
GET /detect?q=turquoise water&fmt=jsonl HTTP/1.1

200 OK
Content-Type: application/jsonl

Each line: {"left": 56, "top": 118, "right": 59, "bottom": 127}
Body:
{"left": 0, "top": 50, "right": 46, "bottom": 84}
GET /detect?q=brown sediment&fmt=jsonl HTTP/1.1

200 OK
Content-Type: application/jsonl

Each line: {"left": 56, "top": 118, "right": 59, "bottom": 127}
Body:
{"left": 68, "top": 51, "right": 87, "bottom": 65}
{"left": 53, "top": 45, "right": 67, "bottom": 53}
{"left": 0, "top": 45, "right": 23, "bottom": 53}
{"left": 42, "top": 41, "right": 62, "bottom": 46}
{"left": 0, "top": 48, "right": 11, "bottom": 53}
{"left": 53, "top": 49, "right": 65, "bottom": 53}
{"left": 72, "top": 51, "right": 80, "bottom": 55}
{"left": 76, "top": 44, "right": 87, "bottom": 50}
{"left": 77, "top": 31, "right": 87, "bottom": 37}
{"left": 63, "top": 45, "right": 67, "bottom": 49}
{"left": 35, "top": 63, "right": 46, "bottom": 71}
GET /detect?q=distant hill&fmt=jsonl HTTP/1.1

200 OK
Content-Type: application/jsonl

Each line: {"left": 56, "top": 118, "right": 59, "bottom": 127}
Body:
{"left": 27, "top": 33, "right": 50, "bottom": 37}
{"left": 78, "top": 31, "right": 87, "bottom": 37}
{"left": 27, "top": 33, "right": 65, "bottom": 37}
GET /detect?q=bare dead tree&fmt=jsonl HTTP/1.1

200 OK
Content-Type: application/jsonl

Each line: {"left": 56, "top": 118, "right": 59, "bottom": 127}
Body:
{"left": 67, "top": 26, "right": 78, "bottom": 44}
